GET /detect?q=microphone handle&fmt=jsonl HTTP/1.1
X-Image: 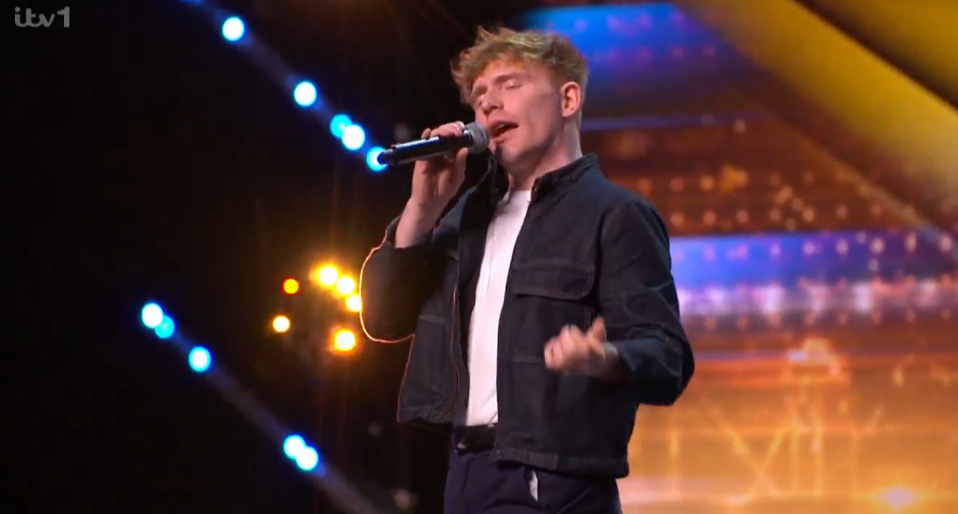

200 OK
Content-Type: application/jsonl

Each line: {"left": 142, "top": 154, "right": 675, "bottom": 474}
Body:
{"left": 377, "top": 134, "right": 474, "bottom": 166}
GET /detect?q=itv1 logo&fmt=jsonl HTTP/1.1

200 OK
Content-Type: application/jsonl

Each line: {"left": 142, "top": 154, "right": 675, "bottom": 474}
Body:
{"left": 15, "top": 6, "right": 70, "bottom": 28}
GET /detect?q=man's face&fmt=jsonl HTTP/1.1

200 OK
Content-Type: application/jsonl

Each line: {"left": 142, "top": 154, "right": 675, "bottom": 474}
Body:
{"left": 470, "top": 59, "right": 566, "bottom": 170}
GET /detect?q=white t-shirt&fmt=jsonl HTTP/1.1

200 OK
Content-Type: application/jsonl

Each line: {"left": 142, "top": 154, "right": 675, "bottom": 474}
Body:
{"left": 462, "top": 189, "right": 532, "bottom": 426}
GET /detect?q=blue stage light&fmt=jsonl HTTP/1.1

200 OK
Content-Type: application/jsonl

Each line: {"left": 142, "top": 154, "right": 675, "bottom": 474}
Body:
{"left": 176, "top": 3, "right": 385, "bottom": 168}
{"left": 282, "top": 434, "right": 323, "bottom": 472}
{"left": 155, "top": 315, "right": 176, "bottom": 339}
{"left": 189, "top": 346, "right": 212, "bottom": 373}
{"left": 329, "top": 114, "right": 351, "bottom": 139}
{"left": 341, "top": 124, "right": 366, "bottom": 151}
{"left": 293, "top": 81, "right": 317, "bottom": 107}
{"left": 366, "top": 147, "right": 387, "bottom": 172}
{"left": 283, "top": 435, "right": 307, "bottom": 459}
{"left": 222, "top": 16, "right": 245, "bottom": 42}
{"left": 295, "top": 446, "right": 320, "bottom": 472}
{"left": 141, "top": 303, "right": 164, "bottom": 329}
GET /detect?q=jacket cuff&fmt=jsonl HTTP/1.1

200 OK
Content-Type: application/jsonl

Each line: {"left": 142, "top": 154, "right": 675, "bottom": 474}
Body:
{"left": 609, "top": 338, "right": 654, "bottom": 383}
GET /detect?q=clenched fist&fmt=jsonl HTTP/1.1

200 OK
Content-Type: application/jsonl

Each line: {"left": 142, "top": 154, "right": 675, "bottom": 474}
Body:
{"left": 544, "top": 318, "right": 620, "bottom": 378}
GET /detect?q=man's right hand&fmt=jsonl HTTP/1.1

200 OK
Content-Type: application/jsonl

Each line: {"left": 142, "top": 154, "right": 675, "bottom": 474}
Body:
{"left": 395, "top": 122, "right": 470, "bottom": 248}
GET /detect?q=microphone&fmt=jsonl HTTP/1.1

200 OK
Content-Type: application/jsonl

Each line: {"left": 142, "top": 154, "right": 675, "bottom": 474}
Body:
{"left": 376, "top": 122, "right": 489, "bottom": 167}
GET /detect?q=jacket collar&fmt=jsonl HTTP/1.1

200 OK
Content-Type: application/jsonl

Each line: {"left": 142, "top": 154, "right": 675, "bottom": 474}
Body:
{"left": 477, "top": 153, "right": 600, "bottom": 204}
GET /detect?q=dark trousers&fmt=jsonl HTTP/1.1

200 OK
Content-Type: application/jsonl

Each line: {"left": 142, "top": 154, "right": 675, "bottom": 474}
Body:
{"left": 443, "top": 447, "right": 622, "bottom": 514}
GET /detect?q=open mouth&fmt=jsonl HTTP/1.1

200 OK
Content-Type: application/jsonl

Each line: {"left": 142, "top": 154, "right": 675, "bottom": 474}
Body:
{"left": 492, "top": 122, "right": 518, "bottom": 139}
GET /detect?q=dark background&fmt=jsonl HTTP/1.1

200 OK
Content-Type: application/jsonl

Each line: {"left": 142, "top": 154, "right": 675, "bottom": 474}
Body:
{"left": 5, "top": 0, "right": 525, "bottom": 511}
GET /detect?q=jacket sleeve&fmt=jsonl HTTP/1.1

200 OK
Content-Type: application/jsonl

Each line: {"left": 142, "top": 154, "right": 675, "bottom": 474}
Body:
{"left": 359, "top": 216, "right": 444, "bottom": 342}
{"left": 598, "top": 198, "right": 695, "bottom": 406}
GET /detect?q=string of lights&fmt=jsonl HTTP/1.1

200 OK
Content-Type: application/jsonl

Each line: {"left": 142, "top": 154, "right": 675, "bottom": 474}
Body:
{"left": 138, "top": 302, "right": 393, "bottom": 514}
{"left": 272, "top": 262, "right": 363, "bottom": 355}
{"left": 677, "top": 276, "right": 958, "bottom": 318}
{"left": 175, "top": 0, "right": 388, "bottom": 172}
{"left": 282, "top": 263, "right": 361, "bottom": 313}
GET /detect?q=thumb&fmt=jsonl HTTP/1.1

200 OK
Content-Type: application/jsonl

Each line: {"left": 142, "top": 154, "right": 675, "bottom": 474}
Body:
{"left": 587, "top": 317, "right": 606, "bottom": 342}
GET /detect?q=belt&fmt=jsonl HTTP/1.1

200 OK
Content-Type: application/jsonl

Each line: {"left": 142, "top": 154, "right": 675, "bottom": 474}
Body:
{"left": 452, "top": 425, "right": 497, "bottom": 453}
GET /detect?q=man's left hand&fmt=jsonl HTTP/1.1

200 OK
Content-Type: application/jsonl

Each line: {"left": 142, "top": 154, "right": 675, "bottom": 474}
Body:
{"left": 544, "top": 317, "right": 620, "bottom": 378}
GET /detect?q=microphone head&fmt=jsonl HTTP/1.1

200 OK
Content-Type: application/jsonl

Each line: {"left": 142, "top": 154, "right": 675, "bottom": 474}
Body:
{"left": 464, "top": 122, "right": 489, "bottom": 154}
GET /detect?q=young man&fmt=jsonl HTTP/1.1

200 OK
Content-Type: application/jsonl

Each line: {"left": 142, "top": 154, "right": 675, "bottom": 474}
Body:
{"left": 360, "top": 28, "right": 694, "bottom": 514}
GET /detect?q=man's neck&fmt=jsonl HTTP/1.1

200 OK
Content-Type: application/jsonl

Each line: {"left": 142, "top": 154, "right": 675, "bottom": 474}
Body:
{"left": 508, "top": 132, "right": 583, "bottom": 191}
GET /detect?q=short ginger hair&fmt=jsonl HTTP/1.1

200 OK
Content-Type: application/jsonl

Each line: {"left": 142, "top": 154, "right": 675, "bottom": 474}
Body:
{"left": 451, "top": 27, "right": 589, "bottom": 105}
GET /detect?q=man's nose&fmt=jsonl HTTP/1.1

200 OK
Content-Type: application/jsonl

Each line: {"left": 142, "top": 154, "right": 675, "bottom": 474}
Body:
{"left": 479, "top": 94, "right": 501, "bottom": 117}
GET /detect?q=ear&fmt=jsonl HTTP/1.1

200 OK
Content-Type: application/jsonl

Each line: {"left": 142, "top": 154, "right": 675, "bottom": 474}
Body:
{"left": 558, "top": 81, "right": 583, "bottom": 121}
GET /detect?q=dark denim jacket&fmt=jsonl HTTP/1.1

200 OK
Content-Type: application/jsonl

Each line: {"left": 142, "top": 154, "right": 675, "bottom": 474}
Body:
{"left": 360, "top": 154, "right": 694, "bottom": 477}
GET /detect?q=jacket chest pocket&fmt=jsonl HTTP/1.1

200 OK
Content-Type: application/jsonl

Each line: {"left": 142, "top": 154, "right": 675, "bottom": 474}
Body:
{"left": 508, "top": 261, "right": 596, "bottom": 361}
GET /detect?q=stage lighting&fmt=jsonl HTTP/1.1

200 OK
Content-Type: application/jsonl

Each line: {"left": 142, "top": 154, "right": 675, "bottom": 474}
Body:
{"left": 345, "top": 294, "right": 362, "bottom": 313}
{"left": 315, "top": 265, "right": 338, "bottom": 287}
{"left": 341, "top": 124, "right": 366, "bottom": 151}
{"left": 189, "top": 346, "right": 212, "bottom": 373}
{"left": 141, "top": 303, "right": 164, "bottom": 329}
{"left": 155, "top": 315, "right": 176, "bottom": 339}
{"left": 332, "top": 329, "right": 356, "bottom": 353}
{"left": 295, "top": 446, "right": 320, "bottom": 472}
{"left": 293, "top": 81, "right": 317, "bottom": 107}
{"left": 283, "top": 278, "right": 300, "bottom": 295}
{"left": 876, "top": 487, "right": 916, "bottom": 509}
{"left": 283, "top": 435, "right": 306, "bottom": 458}
{"left": 335, "top": 275, "right": 356, "bottom": 296}
{"left": 221, "top": 16, "right": 245, "bottom": 42}
{"left": 329, "top": 114, "right": 351, "bottom": 139}
{"left": 366, "top": 147, "right": 387, "bottom": 172}
{"left": 282, "top": 434, "right": 322, "bottom": 472}
{"left": 272, "top": 315, "right": 291, "bottom": 333}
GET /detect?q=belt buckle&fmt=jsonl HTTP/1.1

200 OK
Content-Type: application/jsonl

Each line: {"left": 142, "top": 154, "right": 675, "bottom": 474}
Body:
{"left": 454, "top": 430, "right": 472, "bottom": 453}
